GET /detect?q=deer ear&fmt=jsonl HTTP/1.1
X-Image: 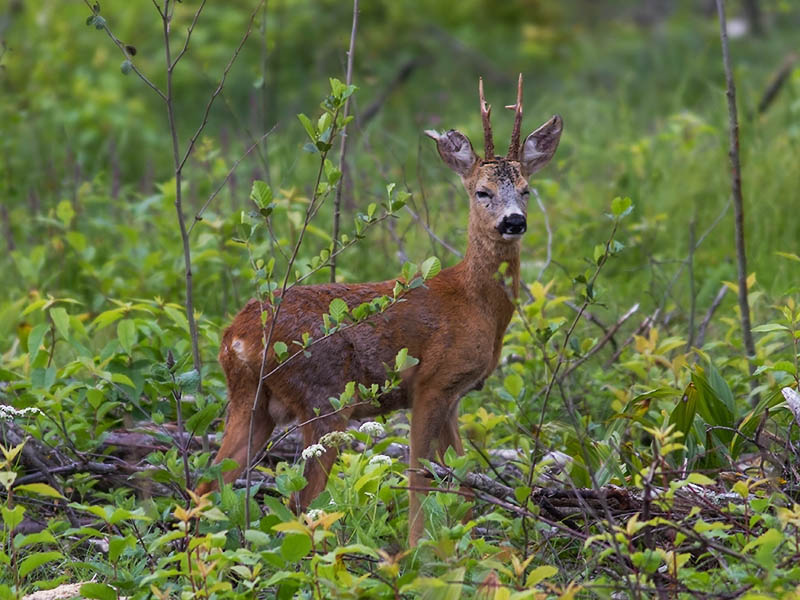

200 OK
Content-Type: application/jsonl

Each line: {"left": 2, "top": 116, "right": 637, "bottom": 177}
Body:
{"left": 520, "top": 115, "right": 562, "bottom": 177}
{"left": 425, "top": 129, "right": 478, "bottom": 176}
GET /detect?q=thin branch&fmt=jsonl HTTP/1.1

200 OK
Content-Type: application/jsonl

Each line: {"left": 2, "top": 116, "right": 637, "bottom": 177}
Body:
{"left": 161, "top": 0, "right": 202, "bottom": 383}
{"left": 715, "top": 0, "right": 758, "bottom": 377}
{"left": 83, "top": 0, "right": 166, "bottom": 101}
{"left": 177, "top": 1, "right": 264, "bottom": 173}
{"left": 695, "top": 285, "right": 728, "bottom": 349}
{"left": 330, "top": 0, "right": 359, "bottom": 282}
{"left": 170, "top": 0, "right": 208, "bottom": 70}
{"left": 188, "top": 125, "right": 276, "bottom": 235}
{"left": 404, "top": 204, "right": 463, "bottom": 258}
{"left": 558, "top": 303, "right": 639, "bottom": 381}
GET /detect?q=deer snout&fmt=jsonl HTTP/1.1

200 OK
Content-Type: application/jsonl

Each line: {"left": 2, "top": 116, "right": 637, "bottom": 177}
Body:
{"left": 497, "top": 213, "right": 527, "bottom": 238}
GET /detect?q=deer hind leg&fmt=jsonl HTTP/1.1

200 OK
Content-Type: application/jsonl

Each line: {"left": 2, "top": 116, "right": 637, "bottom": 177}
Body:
{"left": 291, "top": 412, "right": 349, "bottom": 514}
{"left": 408, "top": 390, "right": 457, "bottom": 547}
{"left": 196, "top": 351, "right": 276, "bottom": 496}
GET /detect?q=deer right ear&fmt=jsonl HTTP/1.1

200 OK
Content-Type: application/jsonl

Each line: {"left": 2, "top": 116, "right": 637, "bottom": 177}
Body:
{"left": 520, "top": 115, "right": 563, "bottom": 177}
{"left": 425, "top": 129, "right": 478, "bottom": 176}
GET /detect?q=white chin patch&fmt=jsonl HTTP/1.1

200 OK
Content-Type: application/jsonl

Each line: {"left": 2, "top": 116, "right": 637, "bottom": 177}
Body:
{"left": 501, "top": 233, "right": 524, "bottom": 241}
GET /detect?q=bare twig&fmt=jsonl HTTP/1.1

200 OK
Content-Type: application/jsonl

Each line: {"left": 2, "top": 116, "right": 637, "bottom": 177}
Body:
{"left": 188, "top": 125, "right": 276, "bottom": 235}
{"left": 161, "top": 0, "right": 203, "bottom": 382}
{"left": 330, "top": 0, "right": 359, "bottom": 282}
{"left": 605, "top": 308, "right": 661, "bottom": 367}
{"left": 559, "top": 303, "right": 639, "bottom": 381}
{"left": 757, "top": 52, "right": 798, "bottom": 115}
{"left": 715, "top": 0, "right": 758, "bottom": 385}
{"left": 695, "top": 285, "right": 728, "bottom": 349}
{"left": 83, "top": 0, "right": 166, "bottom": 101}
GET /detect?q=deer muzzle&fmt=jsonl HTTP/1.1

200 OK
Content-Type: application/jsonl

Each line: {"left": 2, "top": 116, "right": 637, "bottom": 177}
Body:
{"left": 497, "top": 213, "right": 527, "bottom": 238}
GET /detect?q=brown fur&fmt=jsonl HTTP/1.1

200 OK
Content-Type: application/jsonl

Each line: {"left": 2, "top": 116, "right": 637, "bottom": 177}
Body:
{"left": 196, "top": 81, "right": 562, "bottom": 547}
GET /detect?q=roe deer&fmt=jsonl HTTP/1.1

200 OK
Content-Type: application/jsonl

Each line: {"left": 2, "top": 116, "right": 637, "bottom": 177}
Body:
{"left": 196, "top": 75, "right": 562, "bottom": 546}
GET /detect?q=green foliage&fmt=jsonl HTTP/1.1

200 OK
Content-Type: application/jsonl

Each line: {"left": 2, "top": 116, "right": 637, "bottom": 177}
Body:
{"left": 2, "top": 0, "right": 800, "bottom": 598}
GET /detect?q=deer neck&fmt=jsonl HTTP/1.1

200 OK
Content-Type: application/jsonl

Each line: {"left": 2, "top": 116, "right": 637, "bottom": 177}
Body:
{"left": 461, "top": 218, "right": 521, "bottom": 303}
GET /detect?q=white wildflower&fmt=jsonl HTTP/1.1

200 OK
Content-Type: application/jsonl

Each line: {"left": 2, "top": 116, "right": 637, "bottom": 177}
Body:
{"left": 301, "top": 444, "right": 325, "bottom": 460}
{"left": 0, "top": 405, "right": 43, "bottom": 421}
{"left": 358, "top": 421, "right": 385, "bottom": 437}
{"left": 319, "top": 431, "right": 354, "bottom": 448}
{"left": 368, "top": 454, "right": 392, "bottom": 466}
{"left": 306, "top": 508, "right": 325, "bottom": 521}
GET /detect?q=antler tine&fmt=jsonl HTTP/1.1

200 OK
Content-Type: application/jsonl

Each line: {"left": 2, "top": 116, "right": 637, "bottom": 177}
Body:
{"left": 479, "top": 77, "right": 495, "bottom": 159}
{"left": 505, "top": 73, "right": 523, "bottom": 161}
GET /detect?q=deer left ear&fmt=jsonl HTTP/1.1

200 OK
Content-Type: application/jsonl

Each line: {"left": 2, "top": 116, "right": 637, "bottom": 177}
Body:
{"left": 520, "top": 115, "right": 562, "bottom": 177}
{"left": 425, "top": 129, "right": 478, "bottom": 177}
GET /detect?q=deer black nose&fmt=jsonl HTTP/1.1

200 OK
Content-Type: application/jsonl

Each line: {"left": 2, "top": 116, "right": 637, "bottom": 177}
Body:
{"left": 498, "top": 214, "right": 527, "bottom": 236}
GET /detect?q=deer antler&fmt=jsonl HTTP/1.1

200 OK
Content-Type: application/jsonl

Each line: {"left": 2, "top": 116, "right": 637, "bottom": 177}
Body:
{"left": 479, "top": 77, "right": 494, "bottom": 159}
{"left": 505, "top": 73, "right": 523, "bottom": 161}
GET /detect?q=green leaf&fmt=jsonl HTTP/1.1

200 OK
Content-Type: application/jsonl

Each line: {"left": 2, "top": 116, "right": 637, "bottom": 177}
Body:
{"left": 504, "top": 373, "right": 524, "bottom": 398}
{"left": 2, "top": 505, "right": 24, "bottom": 530}
{"left": 297, "top": 113, "right": 316, "bottom": 142}
{"left": 280, "top": 533, "right": 312, "bottom": 562}
{"left": 117, "top": 319, "right": 136, "bottom": 355}
{"left": 394, "top": 348, "right": 419, "bottom": 372}
{"left": 185, "top": 404, "right": 218, "bottom": 435}
{"left": 175, "top": 369, "right": 200, "bottom": 392}
{"left": 611, "top": 196, "right": 633, "bottom": 218}
{"left": 420, "top": 256, "right": 441, "bottom": 281}
{"left": 250, "top": 180, "right": 273, "bottom": 209}
{"left": 49, "top": 307, "right": 70, "bottom": 341}
{"left": 108, "top": 535, "right": 134, "bottom": 564}
{"left": 56, "top": 200, "right": 75, "bottom": 226}
{"left": 273, "top": 341, "right": 288, "bottom": 360}
{"left": 751, "top": 323, "right": 790, "bottom": 333}
{"left": 80, "top": 583, "right": 117, "bottom": 600}
{"left": 329, "top": 298, "right": 348, "bottom": 322}
{"left": 526, "top": 565, "right": 558, "bottom": 587}
{"left": 18, "top": 550, "right": 63, "bottom": 579}
{"left": 27, "top": 323, "right": 49, "bottom": 356}
{"left": 14, "top": 483, "right": 65, "bottom": 499}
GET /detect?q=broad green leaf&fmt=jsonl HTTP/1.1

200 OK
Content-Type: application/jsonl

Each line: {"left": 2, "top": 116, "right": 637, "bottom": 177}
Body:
{"left": 27, "top": 323, "right": 49, "bottom": 356}
{"left": 526, "top": 565, "right": 558, "bottom": 587}
{"left": 117, "top": 319, "right": 136, "bottom": 355}
{"left": 250, "top": 180, "right": 273, "bottom": 209}
{"left": 18, "top": 550, "right": 63, "bottom": 579}
{"left": 80, "top": 583, "right": 117, "bottom": 600}
{"left": 280, "top": 533, "right": 312, "bottom": 562}
{"left": 504, "top": 373, "right": 524, "bottom": 398}
{"left": 421, "top": 256, "right": 441, "bottom": 281}
{"left": 14, "top": 483, "right": 65, "bottom": 499}
{"left": 56, "top": 200, "right": 75, "bottom": 226}
{"left": 49, "top": 307, "right": 70, "bottom": 341}
{"left": 329, "top": 298, "right": 348, "bottom": 322}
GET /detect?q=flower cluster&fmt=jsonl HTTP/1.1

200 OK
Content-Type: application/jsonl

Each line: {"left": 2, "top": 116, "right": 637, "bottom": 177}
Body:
{"left": 358, "top": 421, "right": 385, "bottom": 437}
{"left": 368, "top": 454, "right": 392, "bottom": 466}
{"left": 319, "top": 431, "right": 354, "bottom": 448}
{"left": 301, "top": 444, "right": 325, "bottom": 460}
{"left": 0, "top": 405, "right": 43, "bottom": 421}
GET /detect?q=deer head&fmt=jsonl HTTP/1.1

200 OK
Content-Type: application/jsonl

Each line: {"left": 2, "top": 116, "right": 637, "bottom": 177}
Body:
{"left": 425, "top": 74, "right": 562, "bottom": 242}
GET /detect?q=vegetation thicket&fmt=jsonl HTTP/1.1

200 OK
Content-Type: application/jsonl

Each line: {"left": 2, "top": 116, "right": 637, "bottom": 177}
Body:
{"left": 1, "top": 1, "right": 800, "bottom": 598}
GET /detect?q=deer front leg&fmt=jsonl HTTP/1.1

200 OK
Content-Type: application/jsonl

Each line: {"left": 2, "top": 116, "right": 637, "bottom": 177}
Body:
{"left": 408, "top": 391, "right": 456, "bottom": 547}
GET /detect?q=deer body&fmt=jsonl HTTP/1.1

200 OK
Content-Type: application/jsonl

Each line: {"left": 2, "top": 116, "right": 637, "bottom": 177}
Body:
{"left": 198, "top": 76, "right": 562, "bottom": 546}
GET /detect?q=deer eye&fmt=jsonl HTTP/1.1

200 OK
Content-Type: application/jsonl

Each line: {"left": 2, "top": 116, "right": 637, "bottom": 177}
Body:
{"left": 476, "top": 190, "right": 493, "bottom": 201}
{"left": 521, "top": 188, "right": 530, "bottom": 197}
